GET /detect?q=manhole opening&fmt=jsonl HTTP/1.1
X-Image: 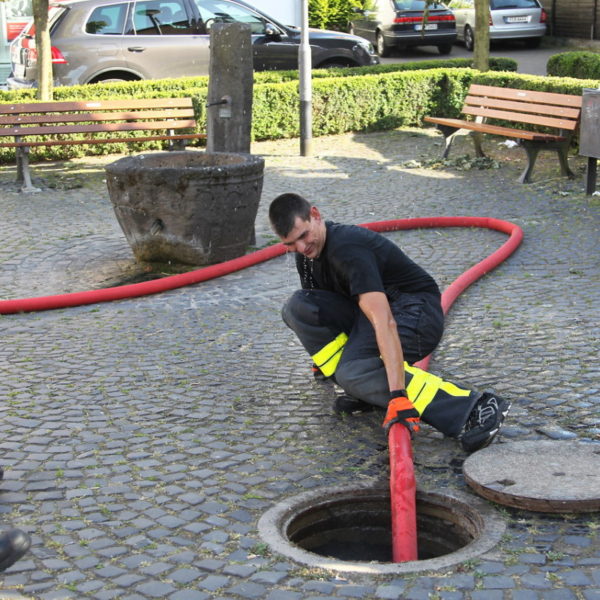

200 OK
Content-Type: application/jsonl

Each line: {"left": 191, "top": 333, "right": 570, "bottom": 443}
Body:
{"left": 259, "top": 486, "right": 506, "bottom": 574}
{"left": 288, "top": 491, "right": 475, "bottom": 562}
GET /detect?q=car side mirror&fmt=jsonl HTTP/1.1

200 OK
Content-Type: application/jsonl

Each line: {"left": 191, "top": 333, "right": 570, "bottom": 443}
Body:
{"left": 264, "top": 22, "right": 281, "bottom": 40}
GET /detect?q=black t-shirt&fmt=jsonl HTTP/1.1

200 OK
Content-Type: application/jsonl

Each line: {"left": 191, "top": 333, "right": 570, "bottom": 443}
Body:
{"left": 296, "top": 221, "right": 440, "bottom": 298}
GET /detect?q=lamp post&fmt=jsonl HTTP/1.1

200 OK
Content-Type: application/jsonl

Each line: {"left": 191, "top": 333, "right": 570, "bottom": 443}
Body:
{"left": 299, "top": 0, "right": 312, "bottom": 157}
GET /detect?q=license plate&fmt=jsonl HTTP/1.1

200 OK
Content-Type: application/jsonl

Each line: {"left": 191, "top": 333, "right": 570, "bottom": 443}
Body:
{"left": 506, "top": 16, "right": 529, "bottom": 22}
{"left": 415, "top": 23, "right": 438, "bottom": 30}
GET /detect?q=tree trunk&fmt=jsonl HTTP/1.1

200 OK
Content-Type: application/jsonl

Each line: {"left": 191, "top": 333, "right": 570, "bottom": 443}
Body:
{"left": 33, "top": 0, "right": 53, "bottom": 101}
{"left": 474, "top": 0, "right": 490, "bottom": 72}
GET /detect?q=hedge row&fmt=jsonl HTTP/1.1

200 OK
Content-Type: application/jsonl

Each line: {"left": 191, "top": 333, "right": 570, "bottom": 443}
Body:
{"left": 253, "top": 56, "right": 518, "bottom": 83}
{"left": 1, "top": 60, "right": 598, "bottom": 165}
{"left": 547, "top": 51, "right": 600, "bottom": 81}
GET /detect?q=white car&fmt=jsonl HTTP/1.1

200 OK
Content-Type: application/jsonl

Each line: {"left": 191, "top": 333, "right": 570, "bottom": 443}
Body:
{"left": 448, "top": 0, "right": 547, "bottom": 50}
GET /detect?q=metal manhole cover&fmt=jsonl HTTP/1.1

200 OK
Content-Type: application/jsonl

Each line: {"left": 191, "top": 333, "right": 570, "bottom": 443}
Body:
{"left": 463, "top": 440, "right": 600, "bottom": 513}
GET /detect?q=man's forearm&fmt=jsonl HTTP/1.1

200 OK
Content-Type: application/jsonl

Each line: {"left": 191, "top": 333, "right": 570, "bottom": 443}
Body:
{"left": 377, "top": 327, "right": 406, "bottom": 391}
{"left": 358, "top": 291, "right": 406, "bottom": 391}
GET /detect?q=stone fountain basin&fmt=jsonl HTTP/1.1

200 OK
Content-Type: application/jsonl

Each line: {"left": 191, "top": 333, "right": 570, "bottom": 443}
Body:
{"left": 105, "top": 151, "right": 264, "bottom": 265}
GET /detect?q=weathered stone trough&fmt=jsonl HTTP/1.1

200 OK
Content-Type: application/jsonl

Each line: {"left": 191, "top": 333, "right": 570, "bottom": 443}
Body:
{"left": 105, "top": 151, "right": 264, "bottom": 265}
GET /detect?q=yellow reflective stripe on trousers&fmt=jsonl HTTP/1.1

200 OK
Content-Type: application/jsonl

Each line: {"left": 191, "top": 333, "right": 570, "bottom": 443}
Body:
{"left": 405, "top": 363, "right": 471, "bottom": 413}
{"left": 311, "top": 333, "right": 348, "bottom": 377}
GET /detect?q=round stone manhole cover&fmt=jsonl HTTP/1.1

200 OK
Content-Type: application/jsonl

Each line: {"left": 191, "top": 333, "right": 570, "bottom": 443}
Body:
{"left": 463, "top": 440, "right": 600, "bottom": 513}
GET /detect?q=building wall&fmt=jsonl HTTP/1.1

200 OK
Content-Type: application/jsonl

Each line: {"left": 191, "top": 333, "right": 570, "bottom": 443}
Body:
{"left": 539, "top": 0, "right": 600, "bottom": 40}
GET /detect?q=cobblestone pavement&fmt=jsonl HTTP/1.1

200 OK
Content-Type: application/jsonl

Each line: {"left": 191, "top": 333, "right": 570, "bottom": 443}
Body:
{"left": 0, "top": 128, "right": 598, "bottom": 600}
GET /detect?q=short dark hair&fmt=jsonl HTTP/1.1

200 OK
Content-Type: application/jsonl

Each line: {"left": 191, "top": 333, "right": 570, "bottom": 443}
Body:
{"left": 269, "top": 193, "right": 312, "bottom": 238}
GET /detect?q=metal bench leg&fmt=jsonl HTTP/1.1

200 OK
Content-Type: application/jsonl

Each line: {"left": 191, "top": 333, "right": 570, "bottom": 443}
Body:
{"left": 519, "top": 141, "right": 541, "bottom": 184}
{"left": 556, "top": 142, "right": 575, "bottom": 179}
{"left": 436, "top": 125, "right": 459, "bottom": 159}
{"left": 472, "top": 132, "right": 486, "bottom": 158}
{"left": 167, "top": 128, "right": 186, "bottom": 151}
{"left": 15, "top": 145, "right": 40, "bottom": 193}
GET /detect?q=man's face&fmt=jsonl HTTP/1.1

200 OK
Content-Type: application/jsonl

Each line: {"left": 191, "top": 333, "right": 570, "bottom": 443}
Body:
{"left": 280, "top": 206, "right": 326, "bottom": 259}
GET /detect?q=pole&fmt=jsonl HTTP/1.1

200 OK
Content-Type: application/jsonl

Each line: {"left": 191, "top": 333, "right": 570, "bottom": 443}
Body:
{"left": 299, "top": 0, "right": 312, "bottom": 157}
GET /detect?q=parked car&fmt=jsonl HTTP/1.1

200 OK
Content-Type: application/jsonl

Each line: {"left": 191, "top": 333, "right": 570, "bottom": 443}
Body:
{"left": 448, "top": 0, "right": 547, "bottom": 50}
{"left": 7, "top": 0, "right": 379, "bottom": 89}
{"left": 350, "top": 0, "right": 457, "bottom": 57}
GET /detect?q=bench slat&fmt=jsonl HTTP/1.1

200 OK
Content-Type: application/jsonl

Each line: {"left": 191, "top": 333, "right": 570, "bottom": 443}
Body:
{"left": 462, "top": 106, "right": 579, "bottom": 130}
{"left": 0, "top": 119, "right": 198, "bottom": 138}
{"left": 464, "top": 95, "right": 581, "bottom": 120}
{"left": 0, "top": 97, "right": 194, "bottom": 115}
{"left": 469, "top": 84, "right": 583, "bottom": 108}
{"left": 0, "top": 132, "right": 206, "bottom": 149}
{"left": 0, "top": 108, "right": 195, "bottom": 126}
{"left": 423, "top": 116, "right": 565, "bottom": 142}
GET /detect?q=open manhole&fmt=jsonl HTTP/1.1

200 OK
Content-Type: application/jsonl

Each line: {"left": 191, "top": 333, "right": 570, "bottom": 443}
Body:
{"left": 258, "top": 485, "right": 506, "bottom": 574}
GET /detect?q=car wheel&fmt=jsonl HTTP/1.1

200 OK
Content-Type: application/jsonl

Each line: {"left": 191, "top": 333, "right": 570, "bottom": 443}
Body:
{"left": 376, "top": 31, "right": 391, "bottom": 57}
{"left": 524, "top": 37, "right": 541, "bottom": 49}
{"left": 438, "top": 43, "right": 452, "bottom": 55}
{"left": 464, "top": 25, "right": 474, "bottom": 51}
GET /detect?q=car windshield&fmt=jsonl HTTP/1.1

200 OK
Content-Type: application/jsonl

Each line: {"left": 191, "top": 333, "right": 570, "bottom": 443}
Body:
{"left": 490, "top": 0, "right": 539, "bottom": 8}
{"left": 393, "top": 1, "right": 447, "bottom": 9}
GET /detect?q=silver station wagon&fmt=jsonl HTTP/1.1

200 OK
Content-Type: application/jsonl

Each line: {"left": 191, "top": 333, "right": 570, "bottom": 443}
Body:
{"left": 448, "top": 0, "right": 547, "bottom": 50}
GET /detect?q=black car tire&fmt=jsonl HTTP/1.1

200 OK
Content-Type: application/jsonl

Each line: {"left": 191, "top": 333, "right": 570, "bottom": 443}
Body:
{"left": 438, "top": 43, "right": 452, "bottom": 55}
{"left": 376, "top": 31, "right": 391, "bottom": 57}
{"left": 464, "top": 25, "right": 474, "bottom": 51}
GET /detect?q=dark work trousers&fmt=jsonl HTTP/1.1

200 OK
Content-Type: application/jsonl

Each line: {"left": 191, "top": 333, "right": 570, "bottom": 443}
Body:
{"left": 282, "top": 288, "right": 479, "bottom": 437}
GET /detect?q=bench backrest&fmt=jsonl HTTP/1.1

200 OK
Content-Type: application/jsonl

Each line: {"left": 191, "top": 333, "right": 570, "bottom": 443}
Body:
{"left": 0, "top": 97, "right": 198, "bottom": 138}
{"left": 462, "top": 84, "right": 582, "bottom": 132}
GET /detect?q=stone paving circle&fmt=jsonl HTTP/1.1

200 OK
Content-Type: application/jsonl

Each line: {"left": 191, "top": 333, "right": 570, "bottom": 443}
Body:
{"left": 0, "top": 127, "right": 598, "bottom": 600}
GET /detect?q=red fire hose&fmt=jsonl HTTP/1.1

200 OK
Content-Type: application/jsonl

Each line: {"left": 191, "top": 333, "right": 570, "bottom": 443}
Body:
{"left": 366, "top": 217, "right": 523, "bottom": 562}
{"left": 0, "top": 216, "right": 523, "bottom": 565}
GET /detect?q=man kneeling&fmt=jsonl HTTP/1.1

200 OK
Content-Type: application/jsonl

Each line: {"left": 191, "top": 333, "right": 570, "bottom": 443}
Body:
{"left": 269, "top": 193, "right": 510, "bottom": 453}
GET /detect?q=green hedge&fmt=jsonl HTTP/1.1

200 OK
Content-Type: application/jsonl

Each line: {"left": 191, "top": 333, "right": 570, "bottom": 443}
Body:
{"left": 1, "top": 61, "right": 597, "bottom": 165}
{"left": 253, "top": 56, "right": 517, "bottom": 84}
{"left": 547, "top": 51, "right": 600, "bottom": 81}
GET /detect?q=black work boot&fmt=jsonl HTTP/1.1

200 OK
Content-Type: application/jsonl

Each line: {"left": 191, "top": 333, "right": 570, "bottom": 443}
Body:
{"left": 0, "top": 529, "right": 31, "bottom": 572}
{"left": 311, "top": 363, "right": 328, "bottom": 383}
{"left": 460, "top": 392, "right": 511, "bottom": 453}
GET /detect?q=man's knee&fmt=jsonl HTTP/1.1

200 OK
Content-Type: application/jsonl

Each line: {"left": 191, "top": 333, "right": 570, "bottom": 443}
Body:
{"left": 282, "top": 290, "right": 318, "bottom": 329}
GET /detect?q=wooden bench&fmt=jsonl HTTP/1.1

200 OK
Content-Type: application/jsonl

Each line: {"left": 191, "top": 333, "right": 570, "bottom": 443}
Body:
{"left": 424, "top": 84, "right": 582, "bottom": 183}
{"left": 0, "top": 97, "right": 205, "bottom": 191}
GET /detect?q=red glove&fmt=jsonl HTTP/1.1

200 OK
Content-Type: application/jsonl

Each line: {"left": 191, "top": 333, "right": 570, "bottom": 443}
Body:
{"left": 382, "top": 389, "right": 420, "bottom": 435}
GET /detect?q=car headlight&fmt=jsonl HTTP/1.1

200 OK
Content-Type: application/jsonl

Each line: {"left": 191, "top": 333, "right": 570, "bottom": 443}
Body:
{"left": 354, "top": 40, "right": 375, "bottom": 54}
